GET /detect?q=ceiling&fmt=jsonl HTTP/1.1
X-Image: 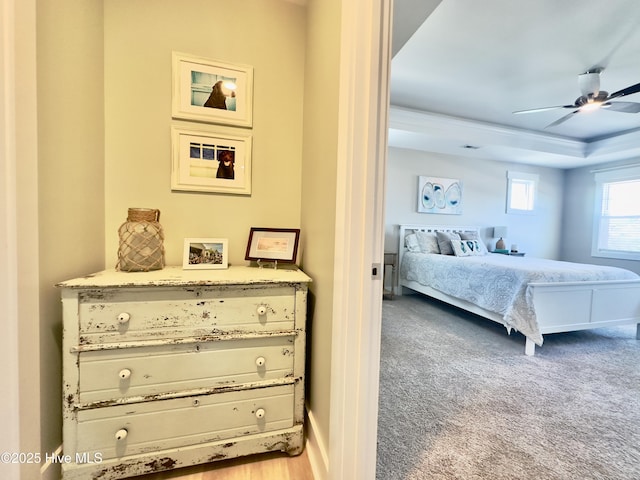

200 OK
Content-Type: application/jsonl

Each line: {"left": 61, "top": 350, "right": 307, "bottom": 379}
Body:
{"left": 389, "top": 0, "right": 640, "bottom": 168}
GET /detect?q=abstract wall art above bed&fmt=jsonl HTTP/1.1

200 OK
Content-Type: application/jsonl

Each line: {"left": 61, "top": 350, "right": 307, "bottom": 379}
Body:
{"left": 417, "top": 176, "right": 463, "bottom": 214}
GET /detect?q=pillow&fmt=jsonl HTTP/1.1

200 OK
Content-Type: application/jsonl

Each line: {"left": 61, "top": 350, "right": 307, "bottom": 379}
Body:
{"left": 459, "top": 231, "right": 489, "bottom": 255}
{"left": 450, "top": 239, "right": 471, "bottom": 257}
{"left": 415, "top": 231, "right": 440, "bottom": 254}
{"left": 436, "top": 231, "right": 461, "bottom": 255}
{"left": 451, "top": 239, "right": 486, "bottom": 257}
{"left": 405, "top": 233, "right": 421, "bottom": 253}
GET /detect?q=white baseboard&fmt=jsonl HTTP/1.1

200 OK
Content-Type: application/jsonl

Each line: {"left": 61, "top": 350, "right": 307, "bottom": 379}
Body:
{"left": 306, "top": 408, "right": 329, "bottom": 480}
{"left": 39, "top": 444, "right": 62, "bottom": 480}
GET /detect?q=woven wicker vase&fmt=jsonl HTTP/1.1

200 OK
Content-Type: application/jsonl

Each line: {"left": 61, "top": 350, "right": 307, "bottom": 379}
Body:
{"left": 116, "top": 208, "right": 165, "bottom": 272}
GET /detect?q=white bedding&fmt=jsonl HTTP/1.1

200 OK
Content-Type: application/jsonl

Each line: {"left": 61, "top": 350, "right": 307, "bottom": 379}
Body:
{"left": 400, "top": 252, "right": 640, "bottom": 344}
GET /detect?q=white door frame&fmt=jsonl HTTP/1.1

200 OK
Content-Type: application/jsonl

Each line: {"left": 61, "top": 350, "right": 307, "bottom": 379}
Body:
{"left": 329, "top": 0, "right": 392, "bottom": 478}
{"left": 0, "top": 0, "right": 25, "bottom": 477}
{"left": 0, "top": 0, "right": 41, "bottom": 478}
{"left": 1, "top": 1, "right": 41, "bottom": 478}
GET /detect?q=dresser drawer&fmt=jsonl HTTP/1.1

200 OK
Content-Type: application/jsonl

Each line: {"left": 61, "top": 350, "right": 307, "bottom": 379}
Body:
{"left": 77, "top": 285, "right": 296, "bottom": 345}
{"left": 75, "top": 384, "right": 294, "bottom": 460}
{"left": 78, "top": 336, "right": 296, "bottom": 404}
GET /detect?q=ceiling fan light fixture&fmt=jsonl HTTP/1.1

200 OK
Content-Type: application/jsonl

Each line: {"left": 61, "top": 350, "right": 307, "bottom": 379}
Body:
{"left": 513, "top": 68, "right": 640, "bottom": 127}
{"left": 579, "top": 101, "right": 602, "bottom": 113}
{"left": 579, "top": 70, "right": 602, "bottom": 97}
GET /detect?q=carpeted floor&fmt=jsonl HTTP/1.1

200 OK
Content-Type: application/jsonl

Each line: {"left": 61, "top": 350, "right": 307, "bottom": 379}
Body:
{"left": 376, "top": 293, "right": 640, "bottom": 480}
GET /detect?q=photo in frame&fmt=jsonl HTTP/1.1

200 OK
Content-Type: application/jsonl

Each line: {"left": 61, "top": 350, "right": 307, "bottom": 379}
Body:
{"left": 171, "top": 125, "right": 252, "bottom": 195}
{"left": 183, "top": 238, "right": 228, "bottom": 270}
{"left": 245, "top": 228, "right": 300, "bottom": 264}
{"left": 417, "top": 175, "right": 463, "bottom": 214}
{"left": 172, "top": 52, "right": 253, "bottom": 127}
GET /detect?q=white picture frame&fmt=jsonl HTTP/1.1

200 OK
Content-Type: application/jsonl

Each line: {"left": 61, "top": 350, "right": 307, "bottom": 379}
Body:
{"left": 171, "top": 125, "right": 252, "bottom": 195}
{"left": 183, "top": 238, "right": 229, "bottom": 270}
{"left": 172, "top": 52, "right": 253, "bottom": 127}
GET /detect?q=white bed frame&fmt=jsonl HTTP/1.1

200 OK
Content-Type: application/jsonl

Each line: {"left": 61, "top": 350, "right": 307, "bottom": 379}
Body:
{"left": 397, "top": 224, "right": 640, "bottom": 355}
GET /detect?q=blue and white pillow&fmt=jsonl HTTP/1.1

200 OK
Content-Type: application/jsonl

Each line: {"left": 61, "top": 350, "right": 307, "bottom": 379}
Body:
{"left": 451, "top": 239, "right": 486, "bottom": 257}
{"left": 459, "top": 232, "right": 489, "bottom": 255}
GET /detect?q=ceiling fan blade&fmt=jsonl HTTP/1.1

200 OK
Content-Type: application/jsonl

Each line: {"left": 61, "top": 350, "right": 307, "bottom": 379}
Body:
{"left": 513, "top": 105, "right": 575, "bottom": 115}
{"left": 603, "top": 101, "right": 640, "bottom": 113}
{"left": 608, "top": 81, "right": 640, "bottom": 100}
{"left": 545, "top": 111, "right": 578, "bottom": 128}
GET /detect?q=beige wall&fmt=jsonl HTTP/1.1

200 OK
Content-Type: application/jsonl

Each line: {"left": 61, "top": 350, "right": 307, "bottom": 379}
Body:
{"left": 103, "top": 0, "right": 306, "bottom": 267}
{"left": 100, "top": 0, "right": 342, "bottom": 469}
{"left": 37, "top": 1, "right": 106, "bottom": 465}
{"left": 35, "top": 0, "right": 318, "bottom": 474}
{"left": 300, "top": 0, "right": 341, "bottom": 467}
{"left": 31, "top": 1, "right": 352, "bottom": 477}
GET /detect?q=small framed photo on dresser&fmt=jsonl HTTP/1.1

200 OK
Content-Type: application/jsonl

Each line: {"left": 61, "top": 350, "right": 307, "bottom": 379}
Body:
{"left": 245, "top": 228, "right": 300, "bottom": 264}
{"left": 183, "top": 238, "right": 228, "bottom": 269}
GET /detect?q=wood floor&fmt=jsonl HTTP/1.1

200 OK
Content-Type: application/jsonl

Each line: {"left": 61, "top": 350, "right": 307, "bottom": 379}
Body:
{"left": 132, "top": 450, "right": 314, "bottom": 480}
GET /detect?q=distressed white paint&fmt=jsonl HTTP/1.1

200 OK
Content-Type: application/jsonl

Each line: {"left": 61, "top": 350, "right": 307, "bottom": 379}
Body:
{"left": 60, "top": 266, "right": 310, "bottom": 479}
{"left": 74, "top": 285, "right": 297, "bottom": 345}
{"left": 78, "top": 336, "right": 296, "bottom": 404}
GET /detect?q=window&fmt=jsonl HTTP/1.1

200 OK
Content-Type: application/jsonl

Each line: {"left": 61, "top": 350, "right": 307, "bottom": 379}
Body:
{"left": 506, "top": 171, "right": 538, "bottom": 214}
{"left": 592, "top": 165, "right": 640, "bottom": 261}
{"left": 189, "top": 142, "right": 234, "bottom": 161}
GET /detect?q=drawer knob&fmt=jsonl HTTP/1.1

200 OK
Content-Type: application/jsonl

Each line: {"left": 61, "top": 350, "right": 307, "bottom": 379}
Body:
{"left": 117, "top": 312, "right": 131, "bottom": 324}
{"left": 255, "top": 356, "right": 266, "bottom": 367}
{"left": 119, "top": 368, "right": 131, "bottom": 380}
{"left": 256, "top": 305, "right": 267, "bottom": 316}
{"left": 115, "top": 429, "right": 128, "bottom": 441}
{"left": 255, "top": 408, "right": 265, "bottom": 419}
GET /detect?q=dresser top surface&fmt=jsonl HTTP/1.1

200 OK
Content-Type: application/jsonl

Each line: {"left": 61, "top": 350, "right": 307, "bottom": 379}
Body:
{"left": 57, "top": 265, "right": 311, "bottom": 289}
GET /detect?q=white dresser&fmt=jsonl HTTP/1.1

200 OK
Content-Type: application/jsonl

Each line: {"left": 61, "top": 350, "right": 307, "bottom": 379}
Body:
{"left": 58, "top": 266, "right": 311, "bottom": 479}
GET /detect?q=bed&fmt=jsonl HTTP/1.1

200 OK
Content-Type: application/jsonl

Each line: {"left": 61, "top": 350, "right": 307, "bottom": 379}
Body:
{"left": 397, "top": 224, "right": 640, "bottom": 355}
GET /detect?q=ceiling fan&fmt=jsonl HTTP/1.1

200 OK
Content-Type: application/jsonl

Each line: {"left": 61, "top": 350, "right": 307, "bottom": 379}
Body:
{"left": 513, "top": 68, "right": 640, "bottom": 128}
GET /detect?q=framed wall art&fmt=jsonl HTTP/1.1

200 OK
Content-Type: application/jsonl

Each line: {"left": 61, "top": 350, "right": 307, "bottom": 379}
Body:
{"left": 417, "top": 175, "right": 463, "bottom": 214}
{"left": 171, "top": 125, "right": 252, "bottom": 195}
{"left": 183, "top": 238, "right": 228, "bottom": 270}
{"left": 245, "top": 228, "right": 300, "bottom": 264}
{"left": 172, "top": 52, "right": 253, "bottom": 127}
